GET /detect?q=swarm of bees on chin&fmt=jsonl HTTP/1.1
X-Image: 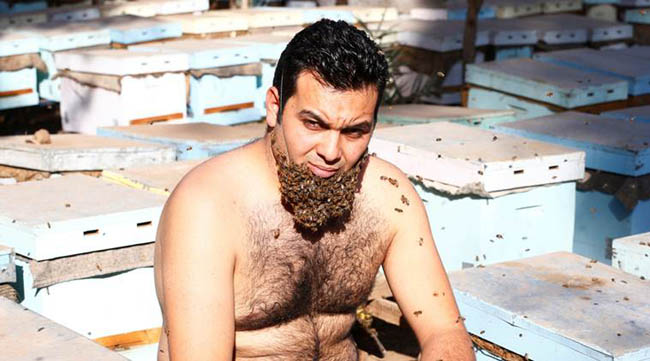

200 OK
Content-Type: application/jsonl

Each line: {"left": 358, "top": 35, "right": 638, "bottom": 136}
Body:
{"left": 272, "top": 132, "right": 367, "bottom": 233}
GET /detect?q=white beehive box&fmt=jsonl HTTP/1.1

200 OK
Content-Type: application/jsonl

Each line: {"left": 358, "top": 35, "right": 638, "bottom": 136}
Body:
{"left": 0, "top": 134, "right": 176, "bottom": 172}
{"left": 0, "top": 245, "right": 15, "bottom": 284}
{"left": 377, "top": 104, "right": 516, "bottom": 128}
{"left": 0, "top": 175, "right": 165, "bottom": 339}
{"left": 131, "top": 38, "right": 261, "bottom": 125}
{"left": 56, "top": 48, "right": 189, "bottom": 134}
{"left": 450, "top": 252, "right": 650, "bottom": 361}
{"left": 0, "top": 297, "right": 128, "bottom": 361}
{"left": 370, "top": 122, "right": 585, "bottom": 271}
{"left": 613, "top": 232, "right": 650, "bottom": 280}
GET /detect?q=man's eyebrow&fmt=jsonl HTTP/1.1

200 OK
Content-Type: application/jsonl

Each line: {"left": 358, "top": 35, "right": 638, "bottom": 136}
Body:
{"left": 298, "top": 110, "right": 372, "bottom": 131}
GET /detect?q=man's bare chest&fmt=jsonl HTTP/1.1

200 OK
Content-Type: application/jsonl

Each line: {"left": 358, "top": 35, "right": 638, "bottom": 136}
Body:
{"left": 234, "top": 205, "right": 389, "bottom": 332}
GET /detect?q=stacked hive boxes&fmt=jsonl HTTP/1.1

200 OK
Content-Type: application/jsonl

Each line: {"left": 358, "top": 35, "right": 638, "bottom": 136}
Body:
{"left": 0, "top": 32, "right": 42, "bottom": 110}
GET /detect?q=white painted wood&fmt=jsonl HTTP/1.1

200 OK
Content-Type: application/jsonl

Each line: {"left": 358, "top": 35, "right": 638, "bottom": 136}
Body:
{"left": 131, "top": 39, "right": 260, "bottom": 69}
{"left": 0, "top": 134, "right": 176, "bottom": 172}
{"left": 0, "top": 297, "right": 128, "bottom": 361}
{"left": 222, "top": 9, "right": 304, "bottom": 28}
{"left": 140, "top": 0, "right": 209, "bottom": 15}
{"left": 0, "top": 175, "right": 166, "bottom": 260}
{"left": 378, "top": 104, "right": 515, "bottom": 125}
{"left": 100, "top": 1, "right": 159, "bottom": 17}
{"left": 369, "top": 121, "right": 585, "bottom": 192}
{"left": 450, "top": 252, "right": 650, "bottom": 361}
{"left": 0, "top": 244, "right": 15, "bottom": 283}
{"left": 60, "top": 73, "right": 187, "bottom": 134}
{"left": 55, "top": 48, "right": 188, "bottom": 76}
{"left": 102, "top": 160, "right": 202, "bottom": 195}
{"left": 221, "top": 33, "right": 292, "bottom": 60}
{"left": 11, "top": 20, "right": 111, "bottom": 52}
{"left": 587, "top": 4, "right": 617, "bottom": 23}
{"left": 397, "top": 19, "right": 490, "bottom": 52}
{"left": 510, "top": 15, "right": 589, "bottom": 44}
{"left": 613, "top": 232, "right": 650, "bottom": 280}
{"left": 160, "top": 12, "right": 249, "bottom": 34}
{"left": 410, "top": 7, "right": 447, "bottom": 21}
{"left": 0, "top": 31, "right": 41, "bottom": 57}
{"left": 47, "top": 5, "right": 100, "bottom": 23}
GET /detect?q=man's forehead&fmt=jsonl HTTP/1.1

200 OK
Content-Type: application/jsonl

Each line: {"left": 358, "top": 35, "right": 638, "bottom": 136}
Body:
{"left": 291, "top": 72, "right": 377, "bottom": 124}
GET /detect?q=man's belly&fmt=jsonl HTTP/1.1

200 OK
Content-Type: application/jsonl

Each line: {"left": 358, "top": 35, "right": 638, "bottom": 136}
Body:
{"left": 235, "top": 313, "right": 358, "bottom": 360}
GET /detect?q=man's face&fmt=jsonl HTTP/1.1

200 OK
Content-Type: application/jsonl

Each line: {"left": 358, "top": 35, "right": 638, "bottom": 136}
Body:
{"left": 266, "top": 71, "right": 378, "bottom": 233}
{"left": 267, "top": 71, "right": 378, "bottom": 176}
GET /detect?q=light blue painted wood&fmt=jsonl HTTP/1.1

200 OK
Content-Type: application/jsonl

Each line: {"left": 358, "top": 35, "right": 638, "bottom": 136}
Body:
{"left": 0, "top": 69, "right": 38, "bottom": 110}
{"left": 97, "top": 122, "right": 265, "bottom": 161}
{"left": 0, "top": 175, "right": 165, "bottom": 261}
{"left": 446, "top": 2, "right": 496, "bottom": 20}
{"left": 495, "top": 112, "right": 650, "bottom": 176}
{"left": 534, "top": 48, "right": 650, "bottom": 96}
{"left": 620, "top": 0, "right": 650, "bottom": 6}
{"left": 189, "top": 75, "right": 260, "bottom": 120}
{"left": 25, "top": 22, "right": 111, "bottom": 52}
{"left": 602, "top": 105, "right": 650, "bottom": 123}
{"left": 574, "top": 189, "right": 650, "bottom": 264}
{"left": 536, "top": 14, "right": 633, "bottom": 43}
{"left": 37, "top": 78, "right": 60, "bottom": 102}
{"left": 0, "top": 245, "right": 15, "bottom": 284}
{"left": 625, "top": 8, "right": 650, "bottom": 24}
{"left": 377, "top": 104, "right": 517, "bottom": 128}
{"left": 583, "top": 0, "right": 618, "bottom": 3}
{"left": 416, "top": 181, "right": 576, "bottom": 272}
{"left": 612, "top": 232, "right": 650, "bottom": 279}
{"left": 466, "top": 59, "right": 628, "bottom": 108}
{"left": 106, "top": 18, "right": 183, "bottom": 45}
{"left": 467, "top": 87, "right": 556, "bottom": 121}
{"left": 495, "top": 45, "right": 533, "bottom": 60}
{"left": 450, "top": 252, "right": 650, "bottom": 361}
{"left": 478, "top": 19, "right": 538, "bottom": 46}
{"left": 602, "top": 46, "right": 650, "bottom": 61}
{"left": 0, "top": 0, "right": 45, "bottom": 13}
{"left": 511, "top": 15, "right": 589, "bottom": 44}
{"left": 301, "top": 8, "right": 356, "bottom": 23}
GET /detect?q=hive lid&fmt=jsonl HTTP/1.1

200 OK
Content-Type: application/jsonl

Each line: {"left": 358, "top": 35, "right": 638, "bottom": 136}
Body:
{"left": 450, "top": 252, "right": 650, "bottom": 361}
{"left": 377, "top": 104, "right": 515, "bottom": 126}
{"left": 131, "top": 39, "right": 260, "bottom": 69}
{"left": 54, "top": 48, "right": 188, "bottom": 75}
{"left": 221, "top": 33, "right": 292, "bottom": 60}
{"left": 397, "top": 19, "right": 490, "bottom": 52}
{"left": 0, "top": 31, "right": 42, "bottom": 57}
{"left": 496, "top": 111, "right": 650, "bottom": 176}
{"left": 102, "top": 159, "right": 202, "bottom": 195}
{"left": 0, "top": 175, "right": 166, "bottom": 260}
{"left": 99, "top": 122, "right": 266, "bottom": 145}
{"left": 160, "top": 12, "right": 249, "bottom": 34}
{"left": 11, "top": 20, "right": 111, "bottom": 52}
{"left": 369, "top": 121, "right": 585, "bottom": 193}
{"left": 0, "top": 133, "right": 176, "bottom": 172}
{"left": 0, "top": 297, "right": 129, "bottom": 361}
{"left": 602, "top": 105, "right": 650, "bottom": 124}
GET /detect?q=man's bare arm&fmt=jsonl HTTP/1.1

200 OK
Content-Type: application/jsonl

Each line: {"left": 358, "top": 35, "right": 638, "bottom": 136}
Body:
{"left": 375, "top": 161, "right": 475, "bottom": 361}
{"left": 155, "top": 168, "right": 238, "bottom": 361}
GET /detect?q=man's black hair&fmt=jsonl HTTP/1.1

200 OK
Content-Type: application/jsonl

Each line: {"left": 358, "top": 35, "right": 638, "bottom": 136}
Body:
{"left": 273, "top": 19, "right": 389, "bottom": 123}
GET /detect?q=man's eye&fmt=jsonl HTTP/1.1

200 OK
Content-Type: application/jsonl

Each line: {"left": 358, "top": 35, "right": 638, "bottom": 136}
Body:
{"left": 304, "top": 120, "right": 320, "bottom": 129}
{"left": 343, "top": 129, "right": 364, "bottom": 138}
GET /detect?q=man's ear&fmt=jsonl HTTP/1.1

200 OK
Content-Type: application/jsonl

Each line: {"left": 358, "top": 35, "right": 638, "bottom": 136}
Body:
{"left": 266, "top": 86, "right": 281, "bottom": 128}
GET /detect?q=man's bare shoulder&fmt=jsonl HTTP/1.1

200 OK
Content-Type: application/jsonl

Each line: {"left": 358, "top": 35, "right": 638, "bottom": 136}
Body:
{"left": 171, "top": 140, "right": 269, "bottom": 205}
{"left": 361, "top": 155, "right": 424, "bottom": 229}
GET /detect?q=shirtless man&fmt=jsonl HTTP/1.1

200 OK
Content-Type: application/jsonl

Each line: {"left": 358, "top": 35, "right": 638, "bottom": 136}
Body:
{"left": 154, "top": 19, "right": 475, "bottom": 361}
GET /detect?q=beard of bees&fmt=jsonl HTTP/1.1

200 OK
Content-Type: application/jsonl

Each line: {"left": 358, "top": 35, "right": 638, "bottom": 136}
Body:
{"left": 271, "top": 130, "right": 368, "bottom": 234}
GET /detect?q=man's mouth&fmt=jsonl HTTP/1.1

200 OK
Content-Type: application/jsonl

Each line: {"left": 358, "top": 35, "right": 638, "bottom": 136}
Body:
{"left": 307, "top": 162, "right": 338, "bottom": 178}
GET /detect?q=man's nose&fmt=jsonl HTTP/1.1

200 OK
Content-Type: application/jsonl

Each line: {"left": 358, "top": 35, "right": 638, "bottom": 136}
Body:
{"left": 317, "top": 131, "right": 342, "bottom": 164}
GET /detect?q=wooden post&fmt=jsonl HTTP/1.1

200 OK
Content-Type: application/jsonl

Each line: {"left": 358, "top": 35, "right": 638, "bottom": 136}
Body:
{"left": 462, "top": 0, "right": 484, "bottom": 80}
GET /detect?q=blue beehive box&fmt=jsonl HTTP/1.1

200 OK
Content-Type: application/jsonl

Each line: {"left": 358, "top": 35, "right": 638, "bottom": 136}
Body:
{"left": 0, "top": 32, "right": 42, "bottom": 110}
{"left": 466, "top": 59, "right": 628, "bottom": 109}
{"left": 533, "top": 14, "right": 633, "bottom": 42}
{"left": 467, "top": 87, "right": 557, "bottom": 121}
{"left": 97, "top": 15, "right": 182, "bottom": 46}
{"left": 602, "top": 46, "right": 650, "bottom": 61}
{"left": 131, "top": 38, "right": 263, "bottom": 125}
{"left": 450, "top": 252, "right": 650, "bottom": 361}
{"left": 602, "top": 105, "right": 650, "bottom": 123}
{"left": 496, "top": 112, "right": 650, "bottom": 264}
{"left": 98, "top": 122, "right": 265, "bottom": 160}
{"left": 535, "top": 48, "right": 650, "bottom": 96}
{"left": 507, "top": 15, "right": 589, "bottom": 44}
{"left": 218, "top": 34, "right": 293, "bottom": 117}
{"left": 370, "top": 122, "right": 585, "bottom": 271}
{"left": 398, "top": 20, "right": 491, "bottom": 52}
{"left": 626, "top": 8, "right": 650, "bottom": 24}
